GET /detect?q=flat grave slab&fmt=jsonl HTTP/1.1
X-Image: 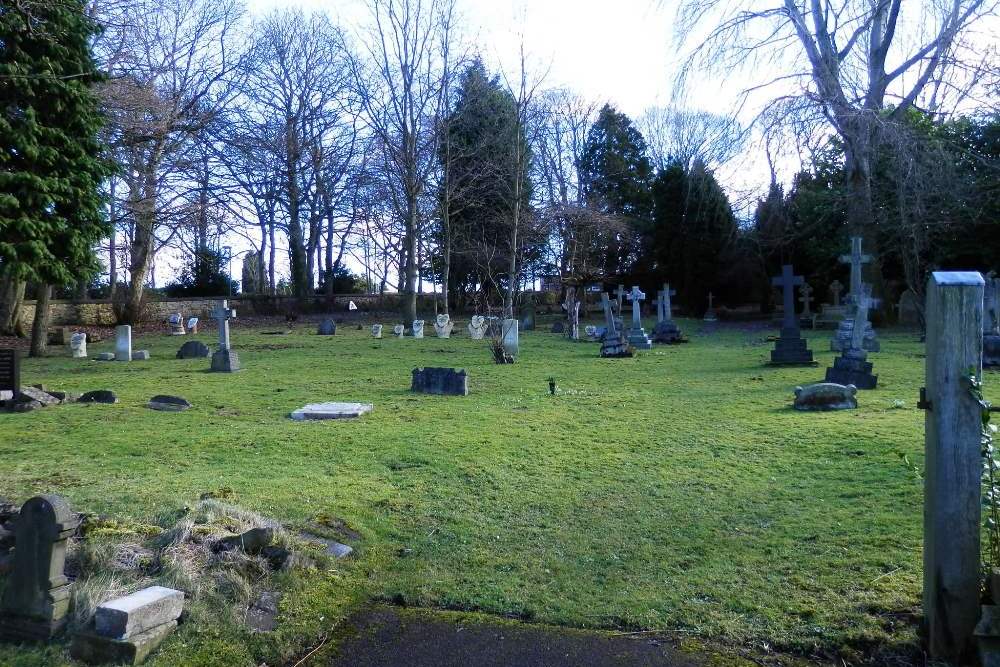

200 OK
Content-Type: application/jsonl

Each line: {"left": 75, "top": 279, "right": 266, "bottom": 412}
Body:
{"left": 290, "top": 402, "right": 373, "bottom": 421}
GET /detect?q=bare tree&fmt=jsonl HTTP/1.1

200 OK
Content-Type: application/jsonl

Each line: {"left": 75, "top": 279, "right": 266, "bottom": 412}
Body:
{"left": 638, "top": 106, "right": 744, "bottom": 173}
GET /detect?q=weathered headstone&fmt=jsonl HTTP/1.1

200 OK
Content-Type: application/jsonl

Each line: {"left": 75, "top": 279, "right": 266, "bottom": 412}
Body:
{"left": 209, "top": 300, "right": 239, "bottom": 372}
{"left": 625, "top": 286, "right": 652, "bottom": 350}
{"left": 371, "top": 324, "right": 383, "bottom": 339}
{"left": 393, "top": 324, "right": 405, "bottom": 338}
{"left": 584, "top": 325, "right": 599, "bottom": 341}
{"left": 793, "top": 383, "right": 857, "bottom": 411}
{"left": 769, "top": 265, "right": 814, "bottom": 365}
{"left": 824, "top": 285, "right": 878, "bottom": 389}
{"left": 186, "top": 317, "right": 199, "bottom": 335}
{"left": 830, "top": 280, "right": 843, "bottom": 307}
{"left": 468, "top": 316, "right": 487, "bottom": 340}
{"left": 703, "top": 292, "right": 718, "bottom": 322}
{"left": 519, "top": 299, "right": 536, "bottom": 331}
{"left": 896, "top": 289, "right": 920, "bottom": 326}
{"left": 550, "top": 321, "right": 565, "bottom": 335}
{"left": 95, "top": 352, "right": 115, "bottom": 362}
{"left": 799, "top": 283, "right": 814, "bottom": 317}
{"left": 922, "top": 271, "right": 984, "bottom": 663}
{"left": 115, "top": 325, "right": 132, "bottom": 362}
{"left": 433, "top": 314, "right": 454, "bottom": 339}
{"left": 70, "top": 333, "right": 87, "bottom": 359}
{"left": 131, "top": 350, "right": 150, "bottom": 361}
{"left": 0, "top": 495, "right": 80, "bottom": 641}
{"left": 0, "top": 349, "right": 21, "bottom": 400}
{"left": 599, "top": 293, "right": 632, "bottom": 358}
{"left": 831, "top": 237, "right": 880, "bottom": 352}
{"left": 167, "top": 313, "right": 185, "bottom": 336}
{"left": 500, "top": 319, "right": 519, "bottom": 358}
{"left": 411, "top": 320, "right": 425, "bottom": 339}
{"left": 176, "top": 341, "right": 210, "bottom": 359}
{"left": 652, "top": 283, "right": 683, "bottom": 344}
{"left": 317, "top": 319, "right": 337, "bottom": 335}
{"left": 983, "top": 272, "right": 1000, "bottom": 368}
{"left": 411, "top": 367, "right": 468, "bottom": 396}
{"left": 148, "top": 395, "right": 192, "bottom": 412}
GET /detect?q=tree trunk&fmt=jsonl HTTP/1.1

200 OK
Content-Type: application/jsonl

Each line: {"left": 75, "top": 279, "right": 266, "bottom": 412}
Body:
{"left": 402, "top": 196, "right": 418, "bottom": 322}
{"left": 286, "top": 118, "right": 310, "bottom": 300}
{"left": 29, "top": 284, "right": 51, "bottom": 358}
{"left": 0, "top": 268, "right": 26, "bottom": 336}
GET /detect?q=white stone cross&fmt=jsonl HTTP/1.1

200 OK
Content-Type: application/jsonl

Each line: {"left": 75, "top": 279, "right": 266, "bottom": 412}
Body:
{"left": 601, "top": 293, "right": 617, "bottom": 335}
{"left": 849, "top": 285, "right": 873, "bottom": 352}
{"left": 656, "top": 283, "right": 676, "bottom": 322}
{"left": 707, "top": 292, "right": 715, "bottom": 310}
{"left": 627, "top": 286, "right": 646, "bottom": 330}
{"left": 839, "top": 236, "right": 872, "bottom": 303}
{"left": 211, "top": 300, "right": 236, "bottom": 351}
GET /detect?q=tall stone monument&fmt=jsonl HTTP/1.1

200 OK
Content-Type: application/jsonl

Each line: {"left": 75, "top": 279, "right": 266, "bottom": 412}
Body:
{"left": 209, "top": 300, "right": 240, "bottom": 372}
{"left": 0, "top": 495, "right": 80, "bottom": 641}
{"left": 625, "top": 286, "right": 652, "bottom": 350}
{"left": 984, "top": 272, "right": 1000, "bottom": 368}
{"left": 831, "top": 237, "right": 879, "bottom": 352}
{"left": 703, "top": 292, "right": 718, "bottom": 322}
{"left": 825, "top": 285, "right": 878, "bottom": 389}
{"left": 652, "top": 283, "right": 683, "bottom": 344}
{"left": 769, "top": 265, "right": 814, "bottom": 365}
{"left": 115, "top": 325, "right": 132, "bottom": 362}
{"left": 599, "top": 293, "right": 632, "bottom": 358}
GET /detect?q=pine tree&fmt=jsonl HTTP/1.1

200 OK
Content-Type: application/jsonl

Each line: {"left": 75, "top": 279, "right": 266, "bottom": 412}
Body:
{"left": 0, "top": 0, "right": 111, "bottom": 355}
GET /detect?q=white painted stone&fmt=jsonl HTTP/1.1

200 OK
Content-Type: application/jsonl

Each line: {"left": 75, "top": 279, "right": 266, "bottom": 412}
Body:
{"left": 290, "top": 402, "right": 373, "bottom": 421}
{"left": 468, "top": 315, "right": 487, "bottom": 340}
{"left": 371, "top": 324, "right": 383, "bottom": 339}
{"left": 94, "top": 586, "right": 184, "bottom": 640}
{"left": 411, "top": 320, "right": 425, "bottom": 338}
{"left": 115, "top": 325, "right": 131, "bottom": 362}
{"left": 70, "top": 333, "right": 87, "bottom": 358}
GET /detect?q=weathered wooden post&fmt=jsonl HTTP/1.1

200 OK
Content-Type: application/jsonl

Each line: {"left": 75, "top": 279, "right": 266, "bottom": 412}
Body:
{"left": 923, "top": 271, "right": 985, "bottom": 662}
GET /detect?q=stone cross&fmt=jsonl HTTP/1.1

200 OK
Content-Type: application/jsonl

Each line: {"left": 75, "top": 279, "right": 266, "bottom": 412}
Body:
{"left": 829, "top": 280, "right": 844, "bottom": 307}
{"left": 839, "top": 236, "right": 872, "bottom": 303}
{"left": 0, "top": 494, "right": 80, "bottom": 641}
{"left": 614, "top": 285, "right": 627, "bottom": 318}
{"left": 210, "top": 300, "right": 236, "bottom": 351}
{"left": 658, "top": 284, "right": 676, "bottom": 322}
{"left": 601, "top": 293, "right": 617, "bottom": 335}
{"left": 923, "top": 271, "right": 985, "bottom": 662}
{"left": 799, "top": 283, "right": 814, "bottom": 317}
{"left": 707, "top": 292, "right": 714, "bottom": 310}
{"left": 771, "top": 265, "right": 804, "bottom": 331}
{"left": 627, "top": 286, "right": 646, "bottom": 330}
{"left": 849, "top": 285, "right": 873, "bottom": 352}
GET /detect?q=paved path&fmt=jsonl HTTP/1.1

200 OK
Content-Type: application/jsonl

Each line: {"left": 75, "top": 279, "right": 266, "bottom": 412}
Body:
{"left": 320, "top": 606, "right": 710, "bottom": 667}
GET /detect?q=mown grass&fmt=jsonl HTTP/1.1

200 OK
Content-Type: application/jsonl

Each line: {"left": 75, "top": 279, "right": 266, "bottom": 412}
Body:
{"left": 0, "top": 317, "right": 994, "bottom": 665}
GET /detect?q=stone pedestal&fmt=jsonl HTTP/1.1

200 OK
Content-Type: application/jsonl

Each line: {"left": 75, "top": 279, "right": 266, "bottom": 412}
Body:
{"left": 627, "top": 328, "right": 652, "bottom": 350}
{"left": 652, "top": 320, "right": 683, "bottom": 344}
{"left": 831, "top": 318, "right": 880, "bottom": 352}
{"left": 600, "top": 332, "right": 632, "bottom": 358}
{"left": 769, "top": 327, "right": 814, "bottom": 365}
{"left": 985, "top": 334, "right": 1000, "bottom": 368}
{"left": 825, "top": 349, "right": 877, "bottom": 389}
{"left": 210, "top": 349, "right": 240, "bottom": 373}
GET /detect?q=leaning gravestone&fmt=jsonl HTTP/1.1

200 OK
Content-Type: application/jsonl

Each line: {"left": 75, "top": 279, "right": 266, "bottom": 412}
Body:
{"left": 793, "top": 383, "right": 857, "bottom": 411}
{"left": 468, "top": 316, "right": 487, "bottom": 340}
{"left": 176, "top": 340, "right": 210, "bottom": 359}
{"left": 769, "top": 265, "right": 814, "bottom": 365}
{"left": 831, "top": 237, "right": 880, "bottom": 352}
{"left": 0, "top": 495, "right": 80, "bottom": 641}
{"left": 115, "top": 325, "right": 132, "bottom": 362}
{"left": 70, "top": 333, "right": 87, "bottom": 359}
{"left": 599, "top": 293, "right": 632, "bottom": 358}
{"left": 652, "top": 283, "right": 683, "bottom": 344}
{"left": 433, "top": 314, "right": 454, "bottom": 339}
{"left": 625, "top": 287, "right": 652, "bottom": 350}
{"left": 210, "top": 300, "right": 240, "bottom": 372}
{"left": 411, "top": 320, "right": 425, "bottom": 339}
{"left": 317, "top": 319, "right": 337, "bottom": 335}
{"left": 71, "top": 586, "right": 183, "bottom": 665}
{"left": 411, "top": 367, "right": 468, "bottom": 396}
{"left": 0, "top": 348, "right": 21, "bottom": 402}
{"left": 371, "top": 324, "right": 383, "bottom": 339}
{"left": 825, "top": 285, "right": 878, "bottom": 389}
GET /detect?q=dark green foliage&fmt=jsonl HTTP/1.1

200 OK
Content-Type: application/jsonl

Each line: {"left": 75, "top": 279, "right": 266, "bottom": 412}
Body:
{"left": 165, "top": 248, "right": 237, "bottom": 297}
{"left": 0, "top": 0, "right": 112, "bottom": 285}
{"left": 578, "top": 105, "right": 653, "bottom": 277}
{"left": 318, "top": 264, "right": 364, "bottom": 295}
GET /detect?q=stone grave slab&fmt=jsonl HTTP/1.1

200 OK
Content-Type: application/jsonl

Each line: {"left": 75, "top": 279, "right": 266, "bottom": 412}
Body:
{"left": 176, "top": 341, "right": 210, "bottom": 359}
{"left": 148, "top": 396, "right": 192, "bottom": 412}
{"left": 411, "top": 368, "right": 469, "bottom": 396}
{"left": 95, "top": 587, "right": 184, "bottom": 640}
{"left": 290, "top": 402, "right": 373, "bottom": 421}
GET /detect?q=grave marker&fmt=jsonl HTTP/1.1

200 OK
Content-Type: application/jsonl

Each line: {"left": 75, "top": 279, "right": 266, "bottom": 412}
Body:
{"left": 769, "top": 265, "right": 814, "bottom": 365}
{"left": 209, "top": 300, "right": 239, "bottom": 372}
{"left": 832, "top": 237, "right": 879, "bottom": 352}
{"left": 115, "top": 325, "right": 132, "bottom": 362}
{"left": 703, "top": 292, "right": 718, "bottom": 322}
{"left": 824, "top": 286, "right": 877, "bottom": 388}
{"left": 652, "top": 284, "right": 683, "bottom": 344}
{"left": 599, "top": 293, "right": 631, "bottom": 358}
{"left": 626, "top": 286, "right": 652, "bottom": 350}
{"left": 0, "top": 349, "right": 20, "bottom": 398}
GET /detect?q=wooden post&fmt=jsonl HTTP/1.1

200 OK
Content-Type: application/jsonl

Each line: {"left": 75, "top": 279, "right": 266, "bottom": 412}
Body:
{"left": 924, "top": 271, "right": 985, "bottom": 662}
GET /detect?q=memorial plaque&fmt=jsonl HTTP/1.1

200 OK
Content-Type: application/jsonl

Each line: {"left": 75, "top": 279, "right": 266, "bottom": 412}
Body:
{"left": 0, "top": 349, "right": 20, "bottom": 394}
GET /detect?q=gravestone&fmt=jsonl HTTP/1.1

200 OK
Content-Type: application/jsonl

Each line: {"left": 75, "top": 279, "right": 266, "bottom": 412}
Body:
{"left": 550, "top": 321, "right": 565, "bottom": 335}
{"left": 411, "top": 367, "right": 468, "bottom": 396}
{"left": 411, "top": 320, "right": 425, "bottom": 339}
{"left": 209, "top": 300, "right": 240, "bottom": 372}
{"left": 371, "top": 324, "right": 383, "bottom": 339}
{"left": 652, "top": 283, "right": 683, "bottom": 344}
{"left": 131, "top": 350, "right": 150, "bottom": 361}
{"left": 501, "top": 319, "right": 519, "bottom": 358}
{"left": 599, "top": 293, "right": 632, "bottom": 358}
{"left": 562, "top": 289, "right": 580, "bottom": 340}
{"left": 793, "top": 383, "right": 857, "bottom": 411}
{"left": 799, "top": 283, "right": 814, "bottom": 318}
{"left": 115, "top": 325, "right": 132, "bottom": 362}
{"left": 433, "top": 314, "right": 454, "bottom": 339}
{"left": 830, "top": 280, "right": 843, "bottom": 307}
{"left": 831, "top": 237, "right": 880, "bottom": 352}
{"left": 613, "top": 285, "right": 626, "bottom": 333}
{"left": 625, "top": 286, "right": 652, "bottom": 350}
{"left": 95, "top": 352, "right": 115, "bottom": 361}
{"left": 519, "top": 300, "right": 536, "bottom": 331}
{"left": 817, "top": 280, "right": 849, "bottom": 327}
{"left": 0, "top": 349, "right": 19, "bottom": 402}
{"left": 393, "top": 324, "right": 405, "bottom": 338}
{"left": 896, "top": 289, "right": 920, "bottom": 326}
{"left": 317, "top": 319, "right": 337, "bottom": 335}
{"left": 703, "top": 292, "right": 718, "bottom": 322}
{"left": 769, "top": 265, "right": 814, "bottom": 365}
{"left": 71, "top": 586, "right": 183, "bottom": 665}
{"left": 468, "top": 316, "right": 487, "bottom": 340}
{"left": 290, "top": 402, "right": 373, "bottom": 420}
{"left": 584, "top": 325, "right": 599, "bottom": 341}
{"left": 70, "top": 333, "right": 87, "bottom": 359}
{"left": 176, "top": 341, "right": 210, "bottom": 359}
{"left": 0, "top": 495, "right": 80, "bottom": 641}
{"left": 168, "top": 313, "right": 185, "bottom": 336}
{"left": 824, "top": 286, "right": 878, "bottom": 389}
{"left": 148, "top": 395, "right": 191, "bottom": 412}
{"left": 983, "top": 273, "right": 1000, "bottom": 368}
{"left": 922, "top": 271, "right": 984, "bottom": 663}
{"left": 186, "top": 317, "right": 199, "bottom": 335}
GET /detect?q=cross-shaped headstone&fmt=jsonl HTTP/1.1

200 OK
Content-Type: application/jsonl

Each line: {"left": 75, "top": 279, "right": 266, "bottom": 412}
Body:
{"left": 627, "top": 286, "right": 646, "bottom": 329}
{"left": 771, "top": 264, "right": 804, "bottom": 331}
{"left": 657, "top": 283, "right": 676, "bottom": 322}
{"left": 829, "top": 280, "right": 843, "bottom": 307}
{"left": 839, "top": 236, "right": 872, "bottom": 303}
{"left": 707, "top": 292, "right": 714, "bottom": 310}
{"left": 614, "top": 285, "right": 627, "bottom": 317}
{"left": 601, "top": 293, "right": 617, "bottom": 335}
{"left": 799, "top": 282, "right": 814, "bottom": 316}
{"left": 211, "top": 300, "right": 236, "bottom": 351}
{"left": 850, "top": 284, "right": 874, "bottom": 352}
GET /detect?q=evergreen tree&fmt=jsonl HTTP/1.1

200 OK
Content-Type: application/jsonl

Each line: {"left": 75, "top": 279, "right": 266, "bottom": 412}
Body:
{"left": 0, "top": 0, "right": 111, "bottom": 354}
{"left": 578, "top": 104, "right": 653, "bottom": 279}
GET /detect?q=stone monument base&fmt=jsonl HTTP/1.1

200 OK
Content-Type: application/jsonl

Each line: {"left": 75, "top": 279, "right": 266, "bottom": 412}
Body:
{"left": 627, "top": 328, "right": 652, "bottom": 350}
{"left": 600, "top": 333, "right": 633, "bottom": 358}
{"left": 210, "top": 350, "right": 240, "bottom": 373}
{"left": 770, "top": 328, "right": 814, "bottom": 365}
{"left": 652, "top": 320, "right": 684, "bottom": 344}
{"left": 830, "top": 319, "right": 880, "bottom": 352}
{"left": 825, "top": 350, "right": 877, "bottom": 389}
{"left": 0, "top": 605, "right": 70, "bottom": 642}
{"left": 793, "top": 383, "right": 858, "bottom": 411}
{"left": 985, "top": 334, "right": 1000, "bottom": 368}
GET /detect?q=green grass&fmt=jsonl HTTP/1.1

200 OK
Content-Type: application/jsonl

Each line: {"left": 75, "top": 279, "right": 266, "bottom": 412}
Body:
{"left": 0, "top": 319, "right": 993, "bottom": 665}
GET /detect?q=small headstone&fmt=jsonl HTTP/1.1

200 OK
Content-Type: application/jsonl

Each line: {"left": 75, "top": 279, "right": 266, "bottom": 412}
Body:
{"left": 500, "top": 319, "right": 519, "bottom": 358}
{"left": 799, "top": 283, "right": 814, "bottom": 318}
{"left": 176, "top": 341, "right": 210, "bottom": 359}
{"left": 290, "top": 402, "right": 373, "bottom": 420}
{"left": 0, "top": 495, "right": 79, "bottom": 641}
{"left": 131, "top": 350, "right": 150, "bottom": 361}
{"left": 411, "top": 367, "right": 469, "bottom": 396}
{"left": 393, "top": 324, "right": 405, "bottom": 338}
{"left": 584, "top": 325, "right": 599, "bottom": 341}
{"left": 95, "top": 352, "right": 115, "bottom": 361}
{"left": 0, "top": 349, "right": 21, "bottom": 397}
{"left": 70, "top": 620, "right": 177, "bottom": 665}
{"left": 551, "top": 321, "right": 565, "bottom": 334}
{"left": 468, "top": 316, "right": 487, "bottom": 340}
{"left": 186, "top": 317, "right": 199, "bottom": 334}
{"left": 371, "top": 324, "right": 383, "bottom": 339}
{"left": 246, "top": 591, "right": 280, "bottom": 633}
{"left": 115, "top": 325, "right": 132, "bottom": 362}
{"left": 70, "top": 332, "right": 88, "bottom": 358}
{"left": 433, "top": 314, "right": 454, "bottom": 339}
{"left": 15, "top": 386, "right": 60, "bottom": 408}
{"left": 317, "top": 319, "right": 337, "bottom": 336}
{"left": 793, "top": 383, "right": 858, "bottom": 411}
{"left": 769, "top": 265, "right": 814, "bottom": 365}
{"left": 79, "top": 390, "right": 118, "bottom": 404}
{"left": 148, "top": 395, "right": 192, "bottom": 412}
{"left": 411, "top": 320, "right": 425, "bottom": 339}
{"left": 167, "top": 313, "right": 185, "bottom": 336}
{"left": 215, "top": 527, "right": 273, "bottom": 554}
{"left": 519, "top": 301, "right": 536, "bottom": 331}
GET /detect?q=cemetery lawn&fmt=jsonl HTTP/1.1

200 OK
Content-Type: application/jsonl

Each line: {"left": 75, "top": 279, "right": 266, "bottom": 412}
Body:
{"left": 2, "top": 320, "right": 995, "bottom": 665}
